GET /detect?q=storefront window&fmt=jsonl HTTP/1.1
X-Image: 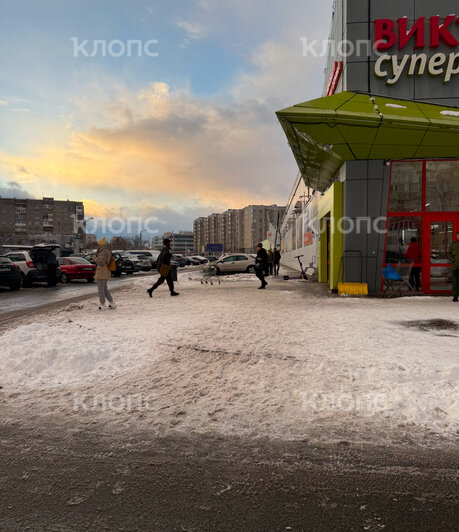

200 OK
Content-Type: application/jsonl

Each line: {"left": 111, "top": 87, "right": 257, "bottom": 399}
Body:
{"left": 389, "top": 161, "right": 422, "bottom": 212}
{"left": 426, "top": 160, "right": 459, "bottom": 212}
{"left": 385, "top": 216, "right": 422, "bottom": 263}
{"left": 430, "top": 221, "right": 454, "bottom": 262}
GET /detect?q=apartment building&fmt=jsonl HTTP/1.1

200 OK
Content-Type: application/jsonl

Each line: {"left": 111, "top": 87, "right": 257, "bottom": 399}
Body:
{"left": 0, "top": 196, "right": 85, "bottom": 250}
{"left": 193, "top": 204, "right": 285, "bottom": 254}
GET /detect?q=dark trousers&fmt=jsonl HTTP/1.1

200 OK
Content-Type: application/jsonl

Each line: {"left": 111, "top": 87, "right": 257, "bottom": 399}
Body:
{"left": 452, "top": 269, "right": 459, "bottom": 298}
{"left": 255, "top": 266, "right": 266, "bottom": 285}
{"left": 410, "top": 267, "right": 421, "bottom": 291}
{"left": 151, "top": 273, "right": 174, "bottom": 293}
{"left": 273, "top": 262, "right": 280, "bottom": 276}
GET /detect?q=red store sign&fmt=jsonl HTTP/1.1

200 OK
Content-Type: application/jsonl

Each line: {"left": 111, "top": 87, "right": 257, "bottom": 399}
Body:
{"left": 373, "top": 15, "right": 459, "bottom": 85}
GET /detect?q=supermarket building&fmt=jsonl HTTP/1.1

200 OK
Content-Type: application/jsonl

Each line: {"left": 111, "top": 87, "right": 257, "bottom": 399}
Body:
{"left": 277, "top": 0, "right": 459, "bottom": 294}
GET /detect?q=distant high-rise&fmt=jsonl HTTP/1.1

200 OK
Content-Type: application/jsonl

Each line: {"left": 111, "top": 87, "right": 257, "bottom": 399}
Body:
{"left": 193, "top": 205, "right": 285, "bottom": 254}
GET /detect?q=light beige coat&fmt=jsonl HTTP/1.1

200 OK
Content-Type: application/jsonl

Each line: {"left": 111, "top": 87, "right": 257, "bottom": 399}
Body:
{"left": 94, "top": 245, "right": 112, "bottom": 280}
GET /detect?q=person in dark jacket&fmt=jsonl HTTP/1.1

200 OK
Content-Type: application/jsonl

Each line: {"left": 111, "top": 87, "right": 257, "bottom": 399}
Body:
{"left": 147, "top": 239, "right": 179, "bottom": 297}
{"left": 267, "top": 249, "right": 273, "bottom": 276}
{"left": 404, "top": 237, "right": 422, "bottom": 291}
{"left": 255, "top": 243, "right": 268, "bottom": 289}
{"left": 273, "top": 247, "right": 281, "bottom": 276}
{"left": 447, "top": 231, "right": 459, "bottom": 302}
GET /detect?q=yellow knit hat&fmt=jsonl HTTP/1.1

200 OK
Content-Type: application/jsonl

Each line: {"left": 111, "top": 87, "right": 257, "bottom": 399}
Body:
{"left": 97, "top": 237, "right": 107, "bottom": 246}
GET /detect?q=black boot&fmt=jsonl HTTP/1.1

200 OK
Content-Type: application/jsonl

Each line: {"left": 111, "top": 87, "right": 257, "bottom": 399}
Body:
{"left": 170, "top": 291, "right": 180, "bottom": 296}
{"left": 147, "top": 288, "right": 153, "bottom": 298}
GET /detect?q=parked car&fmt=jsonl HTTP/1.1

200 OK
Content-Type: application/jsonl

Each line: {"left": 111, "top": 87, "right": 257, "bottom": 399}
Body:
{"left": 58, "top": 257, "right": 96, "bottom": 283}
{"left": 82, "top": 251, "right": 134, "bottom": 277}
{"left": 215, "top": 253, "right": 256, "bottom": 274}
{"left": 127, "top": 252, "right": 152, "bottom": 271}
{"left": 129, "top": 250, "right": 160, "bottom": 269}
{"left": 190, "top": 255, "right": 209, "bottom": 264}
{"left": 114, "top": 251, "right": 142, "bottom": 272}
{"left": 172, "top": 255, "right": 187, "bottom": 267}
{"left": 0, "top": 256, "right": 23, "bottom": 290}
{"left": 183, "top": 256, "right": 200, "bottom": 266}
{"left": 4, "top": 245, "right": 61, "bottom": 286}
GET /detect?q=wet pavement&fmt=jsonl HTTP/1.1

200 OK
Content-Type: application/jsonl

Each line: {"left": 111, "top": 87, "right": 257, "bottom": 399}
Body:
{"left": 0, "top": 274, "right": 145, "bottom": 315}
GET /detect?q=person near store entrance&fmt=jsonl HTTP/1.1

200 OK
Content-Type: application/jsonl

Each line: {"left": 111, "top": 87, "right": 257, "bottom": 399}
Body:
{"left": 255, "top": 243, "right": 268, "bottom": 289}
{"left": 447, "top": 231, "right": 459, "bottom": 302}
{"left": 404, "top": 237, "right": 422, "bottom": 291}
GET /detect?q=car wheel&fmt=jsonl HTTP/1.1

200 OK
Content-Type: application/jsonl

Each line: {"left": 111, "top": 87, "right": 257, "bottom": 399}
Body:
{"left": 61, "top": 272, "right": 69, "bottom": 283}
{"left": 23, "top": 275, "right": 32, "bottom": 287}
{"left": 246, "top": 265, "right": 256, "bottom": 273}
{"left": 10, "top": 282, "right": 21, "bottom": 291}
{"left": 87, "top": 277, "right": 95, "bottom": 283}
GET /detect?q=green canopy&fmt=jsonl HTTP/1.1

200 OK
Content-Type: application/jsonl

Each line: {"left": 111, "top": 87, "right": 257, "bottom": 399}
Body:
{"left": 276, "top": 91, "right": 459, "bottom": 192}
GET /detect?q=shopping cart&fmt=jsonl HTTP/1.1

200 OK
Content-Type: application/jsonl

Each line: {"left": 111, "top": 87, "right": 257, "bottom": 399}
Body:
{"left": 383, "top": 261, "right": 413, "bottom": 298}
{"left": 201, "top": 264, "right": 221, "bottom": 285}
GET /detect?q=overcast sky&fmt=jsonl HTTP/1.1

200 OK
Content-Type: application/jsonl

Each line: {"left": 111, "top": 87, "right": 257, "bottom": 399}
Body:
{"left": 0, "top": 0, "right": 333, "bottom": 233}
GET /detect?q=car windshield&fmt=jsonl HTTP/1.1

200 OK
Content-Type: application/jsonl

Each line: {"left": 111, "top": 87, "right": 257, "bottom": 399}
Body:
{"left": 68, "top": 258, "right": 91, "bottom": 265}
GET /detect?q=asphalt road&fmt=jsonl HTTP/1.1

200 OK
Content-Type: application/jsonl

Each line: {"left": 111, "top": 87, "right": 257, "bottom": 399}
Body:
{"left": 0, "top": 420, "right": 457, "bottom": 532}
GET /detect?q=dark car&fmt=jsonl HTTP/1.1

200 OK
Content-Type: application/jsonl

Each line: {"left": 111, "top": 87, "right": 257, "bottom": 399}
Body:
{"left": 173, "top": 255, "right": 187, "bottom": 267}
{"left": 184, "top": 257, "right": 200, "bottom": 266}
{"left": 58, "top": 257, "right": 96, "bottom": 283}
{"left": 0, "top": 256, "right": 23, "bottom": 290}
{"left": 83, "top": 252, "right": 134, "bottom": 277}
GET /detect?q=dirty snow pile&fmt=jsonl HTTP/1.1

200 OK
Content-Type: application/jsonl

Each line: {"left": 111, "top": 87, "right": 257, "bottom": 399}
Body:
{"left": 0, "top": 273, "right": 458, "bottom": 446}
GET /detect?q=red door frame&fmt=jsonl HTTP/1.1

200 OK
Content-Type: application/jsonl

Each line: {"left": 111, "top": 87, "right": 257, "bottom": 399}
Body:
{"left": 385, "top": 158, "right": 459, "bottom": 294}
{"left": 423, "top": 215, "right": 459, "bottom": 293}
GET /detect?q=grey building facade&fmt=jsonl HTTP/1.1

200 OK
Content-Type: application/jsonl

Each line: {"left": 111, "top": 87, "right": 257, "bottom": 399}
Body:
{"left": 0, "top": 196, "right": 85, "bottom": 251}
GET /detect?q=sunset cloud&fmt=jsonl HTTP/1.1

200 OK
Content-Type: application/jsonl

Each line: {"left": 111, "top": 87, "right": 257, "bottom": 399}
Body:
{"left": 0, "top": 0, "right": 333, "bottom": 232}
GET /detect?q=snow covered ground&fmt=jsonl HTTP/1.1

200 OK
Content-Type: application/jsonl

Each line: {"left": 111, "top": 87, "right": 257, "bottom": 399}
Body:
{"left": 0, "top": 271, "right": 458, "bottom": 448}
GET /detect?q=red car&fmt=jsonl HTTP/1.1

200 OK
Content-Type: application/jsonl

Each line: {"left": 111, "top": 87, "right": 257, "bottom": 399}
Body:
{"left": 57, "top": 257, "right": 96, "bottom": 283}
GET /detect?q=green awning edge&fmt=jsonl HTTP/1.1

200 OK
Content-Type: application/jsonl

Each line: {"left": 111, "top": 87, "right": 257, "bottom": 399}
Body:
{"left": 276, "top": 91, "right": 459, "bottom": 192}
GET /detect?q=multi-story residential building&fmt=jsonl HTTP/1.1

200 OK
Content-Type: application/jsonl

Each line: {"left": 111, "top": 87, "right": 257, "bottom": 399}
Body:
{"left": 193, "top": 217, "right": 207, "bottom": 255}
{"left": 193, "top": 204, "right": 285, "bottom": 254}
{"left": 0, "top": 196, "right": 85, "bottom": 251}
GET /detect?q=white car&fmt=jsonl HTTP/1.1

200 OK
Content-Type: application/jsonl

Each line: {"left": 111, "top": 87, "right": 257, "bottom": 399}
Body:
{"left": 3, "top": 244, "right": 61, "bottom": 286}
{"left": 190, "top": 255, "right": 209, "bottom": 264}
{"left": 129, "top": 250, "right": 160, "bottom": 269}
{"left": 215, "top": 253, "right": 256, "bottom": 274}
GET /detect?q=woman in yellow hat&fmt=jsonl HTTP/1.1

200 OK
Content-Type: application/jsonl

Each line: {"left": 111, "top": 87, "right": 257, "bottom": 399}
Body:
{"left": 94, "top": 237, "right": 116, "bottom": 309}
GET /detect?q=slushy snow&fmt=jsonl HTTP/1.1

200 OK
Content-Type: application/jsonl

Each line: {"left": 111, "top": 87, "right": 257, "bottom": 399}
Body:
{"left": 0, "top": 272, "right": 458, "bottom": 447}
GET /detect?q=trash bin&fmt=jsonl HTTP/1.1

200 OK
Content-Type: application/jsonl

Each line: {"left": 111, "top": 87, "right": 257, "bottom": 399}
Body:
{"left": 170, "top": 264, "right": 178, "bottom": 282}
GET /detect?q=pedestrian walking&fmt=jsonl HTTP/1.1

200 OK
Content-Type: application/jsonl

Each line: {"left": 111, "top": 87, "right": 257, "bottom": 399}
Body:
{"left": 267, "top": 249, "right": 273, "bottom": 276}
{"left": 255, "top": 243, "right": 268, "bottom": 289}
{"left": 404, "top": 237, "right": 422, "bottom": 291}
{"left": 273, "top": 247, "right": 281, "bottom": 276}
{"left": 95, "top": 237, "right": 116, "bottom": 310}
{"left": 447, "top": 230, "right": 459, "bottom": 302}
{"left": 147, "top": 238, "right": 179, "bottom": 297}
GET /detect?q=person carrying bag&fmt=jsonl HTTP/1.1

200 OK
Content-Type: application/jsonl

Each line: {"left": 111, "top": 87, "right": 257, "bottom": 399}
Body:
{"left": 147, "top": 238, "right": 179, "bottom": 297}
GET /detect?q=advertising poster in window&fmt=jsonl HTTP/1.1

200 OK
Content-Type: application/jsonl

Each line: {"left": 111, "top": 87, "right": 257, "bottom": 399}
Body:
{"left": 302, "top": 200, "right": 315, "bottom": 247}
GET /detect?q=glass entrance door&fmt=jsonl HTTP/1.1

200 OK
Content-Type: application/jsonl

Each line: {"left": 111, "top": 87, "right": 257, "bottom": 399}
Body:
{"left": 424, "top": 216, "right": 459, "bottom": 293}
